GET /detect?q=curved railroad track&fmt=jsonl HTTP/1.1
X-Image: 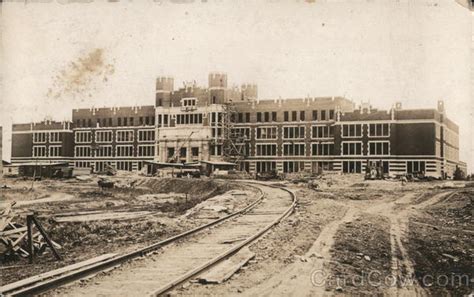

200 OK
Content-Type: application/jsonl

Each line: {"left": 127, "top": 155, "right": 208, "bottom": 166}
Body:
{"left": 1, "top": 181, "right": 296, "bottom": 296}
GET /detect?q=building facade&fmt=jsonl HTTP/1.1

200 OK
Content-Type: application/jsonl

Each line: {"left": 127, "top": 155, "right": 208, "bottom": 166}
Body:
{"left": 10, "top": 73, "right": 467, "bottom": 178}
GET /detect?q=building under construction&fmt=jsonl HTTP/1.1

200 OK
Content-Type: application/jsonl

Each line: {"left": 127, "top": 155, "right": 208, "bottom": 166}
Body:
{"left": 10, "top": 72, "right": 466, "bottom": 178}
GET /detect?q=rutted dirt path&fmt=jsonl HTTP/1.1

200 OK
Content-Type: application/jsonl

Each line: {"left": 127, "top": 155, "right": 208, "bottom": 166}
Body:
{"left": 236, "top": 190, "right": 454, "bottom": 297}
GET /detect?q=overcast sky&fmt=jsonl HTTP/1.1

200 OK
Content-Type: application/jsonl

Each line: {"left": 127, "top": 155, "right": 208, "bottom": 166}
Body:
{"left": 1, "top": 0, "right": 472, "bottom": 171}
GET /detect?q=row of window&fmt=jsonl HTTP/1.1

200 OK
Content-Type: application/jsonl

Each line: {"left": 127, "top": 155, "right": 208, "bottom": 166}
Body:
{"left": 255, "top": 126, "right": 331, "bottom": 140}
{"left": 75, "top": 145, "right": 154, "bottom": 157}
{"left": 245, "top": 110, "right": 336, "bottom": 123}
{"left": 75, "top": 130, "right": 155, "bottom": 143}
{"left": 32, "top": 146, "right": 62, "bottom": 157}
{"left": 235, "top": 124, "right": 385, "bottom": 140}
{"left": 176, "top": 113, "right": 204, "bottom": 125}
{"left": 342, "top": 123, "right": 390, "bottom": 138}
{"left": 75, "top": 116, "right": 155, "bottom": 128}
{"left": 33, "top": 132, "right": 63, "bottom": 144}
{"left": 254, "top": 141, "right": 390, "bottom": 156}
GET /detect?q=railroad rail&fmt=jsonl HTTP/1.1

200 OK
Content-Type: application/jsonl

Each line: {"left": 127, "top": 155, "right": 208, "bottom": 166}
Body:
{"left": 1, "top": 182, "right": 296, "bottom": 296}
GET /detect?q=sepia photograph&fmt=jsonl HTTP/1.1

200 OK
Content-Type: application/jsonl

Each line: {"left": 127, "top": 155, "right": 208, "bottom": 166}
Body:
{"left": 0, "top": 0, "right": 472, "bottom": 296}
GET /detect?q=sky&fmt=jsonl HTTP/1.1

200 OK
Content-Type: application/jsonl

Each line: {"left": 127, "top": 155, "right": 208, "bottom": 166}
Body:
{"left": 1, "top": 0, "right": 472, "bottom": 171}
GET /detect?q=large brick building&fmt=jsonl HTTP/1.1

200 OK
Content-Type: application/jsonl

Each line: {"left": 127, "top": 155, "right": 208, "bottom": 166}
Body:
{"left": 10, "top": 73, "right": 466, "bottom": 178}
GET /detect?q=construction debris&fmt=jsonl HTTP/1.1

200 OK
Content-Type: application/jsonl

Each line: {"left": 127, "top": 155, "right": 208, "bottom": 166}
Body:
{"left": 1, "top": 204, "right": 62, "bottom": 262}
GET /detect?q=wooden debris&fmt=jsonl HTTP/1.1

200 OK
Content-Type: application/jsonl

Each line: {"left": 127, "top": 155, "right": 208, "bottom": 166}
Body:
{"left": 197, "top": 247, "right": 255, "bottom": 284}
{"left": 0, "top": 204, "right": 62, "bottom": 262}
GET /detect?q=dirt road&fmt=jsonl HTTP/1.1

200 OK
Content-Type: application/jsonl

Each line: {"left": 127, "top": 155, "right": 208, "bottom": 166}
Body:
{"left": 179, "top": 179, "right": 471, "bottom": 296}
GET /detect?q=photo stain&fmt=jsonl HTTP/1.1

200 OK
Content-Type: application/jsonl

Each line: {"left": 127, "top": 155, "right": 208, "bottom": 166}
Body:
{"left": 47, "top": 48, "right": 115, "bottom": 102}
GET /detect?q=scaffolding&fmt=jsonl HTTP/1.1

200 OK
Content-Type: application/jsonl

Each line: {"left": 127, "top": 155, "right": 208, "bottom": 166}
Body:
{"left": 214, "top": 101, "right": 248, "bottom": 165}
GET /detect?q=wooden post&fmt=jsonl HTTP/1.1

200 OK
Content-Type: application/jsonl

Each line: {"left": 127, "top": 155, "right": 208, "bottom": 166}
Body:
{"left": 27, "top": 215, "right": 34, "bottom": 264}
{"left": 31, "top": 215, "right": 62, "bottom": 261}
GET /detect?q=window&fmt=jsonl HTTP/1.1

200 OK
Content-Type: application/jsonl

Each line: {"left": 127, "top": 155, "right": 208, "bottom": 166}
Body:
{"left": 49, "top": 132, "right": 62, "bottom": 143}
{"left": 33, "top": 132, "right": 47, "bottom": 143}
{"left": 33, "top": 146, "right": 46, "bottom": 157}
{"left": 75, "top": 161, "right": 91, "bottom": 168}
{"left": 264, "top": 112, "right": 269, "bottom": 122}
{"left": 256, "top": 127, "right": 277, "bottom": 139}
{"left": 116, "top": 130, "right": 134, "bottom": 142}
{"left": 117, "top": 145, "right": 134, "bottom": 157}
{"left": 368, "top": 141, "right": 390, "bottom": 155}
{"left": 283, "top": 126, "right": 305, "bottom": 139}
{"left": 232, "top": 127, "right": 250, "bottom": 139}
{"left": 116, "top": 161, "right": 133, "bottom": 171}
{"left": 283, "top": 143, "right": 305, "bottom": 156}
{"left": 342, "top": 161, "right": 362, "bottom": 173}
{"left": 271, "top": 112, "right": 277, "bottom": 121}
{"left": 118, "top": 118, "right": 122, "bottom": 126}
{"left": 342, "top": 142, "right": 363, "bottom": 155}
{"left": 342, "top": 124, "right": 363, "bottom": 137}
{"left": 124, "top": 117, "right": 128, "bottom": 126}
{"left": 138, "top": 130, "right": 155, "bottom": 142}
{"left": 283, "top": 161, "right": 305, "bottom": 173}
{"left": 191, "top": 147, "right": 199, "bottom": 157}
{"left": 130, "top": 117, "right": 134, "bottom": 126}
{"left": 176, "top": 113, "right": 203, "bottom": 125}
{"left": 291, "top": 111, "right": 297, "bottom": 121}
{"left": 257, "top": 112, "right": 262, "bottom": 122}
{"left": 182, "top": 98, "right": 196, "bottom": 107}
{"left": 312, "top": 110, "right": 318, "bottom": 121}
{"left": 312, "top": 125, "right": 334, "bottom": 138}
{"left": 108, "top": 118, "right": 113, "bottom": 126}
{"left": 369, "top": 123, "right": 390, "bottom": 137}
{"left": 96, "top": 131, "right": 113, "bottom": 143}
{"left": 300, "top": 111, "right": 305, "bottom": 121}
{"left": 321, "top": 110, "right": 327, "bottom": 121}
{"left": 49, "top": 146, "right": 62, "bottom": 157}
{"left": 256, "top": 144, "right": 277, "bottom": 156}
{"left": 139, "top": 117, "right": 144, "bottom": 125}
{"left": 210, "top": 145, "right": 222, "bottom": 156}
{"left": 284, "top": 111, "right": 289, "bottom": 122}
{"left": 138, "top": 145, "right": 154, "bottom": 157}
{"left": 82, "top": 119, "right": 86, "bottom": 127}
{"left": 407, "top": 161, "right": 425, "bottom": 174}
{"left": 95, "top": 146, "right": 113, "bottom": 157}
{"left": 256, "top": 161, "right": 276, "bottom": 173}
{"left": 75, "top": 146, "right": 91, "bottom": 157}
{"left": 329, "top": 110, "right": 335, "bottom": 120}
{"left": 311, "top": 143, "right": 334, "bottom": 156}
{"left": 102, "top": 118, "right": 107, "bottom": 127}
{"left": 75, "top": 131, "right": 92, "bottom": 143}
{"left": 238, "top": 113, "right": 244, "bottom": 123}
{"left": 87, "top": 119, "right": 92, "bottom": 127}
{"left": 245, "top": 113, "right": 250, "bottom": 122}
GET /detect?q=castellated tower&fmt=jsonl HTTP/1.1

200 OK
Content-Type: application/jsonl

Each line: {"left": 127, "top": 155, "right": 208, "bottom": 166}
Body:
{"left": 155, "top": 77, "right": 174, "bottom": 107}
{"left": 241, "top": 83, "right": 258, "bottom": 101}
{"left": 208, "top": 72, "right": 227, "bottom": 104}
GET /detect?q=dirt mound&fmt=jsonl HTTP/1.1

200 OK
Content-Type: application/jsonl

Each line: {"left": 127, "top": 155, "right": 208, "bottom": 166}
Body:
{"left": 141, "top": 178, "right": 235, "bottom": 198}
{"left": 328, "top": 215, "right": 392, "bottom": 294}
{"left": 407, "top": 190, "right": 473, "bottom": 296}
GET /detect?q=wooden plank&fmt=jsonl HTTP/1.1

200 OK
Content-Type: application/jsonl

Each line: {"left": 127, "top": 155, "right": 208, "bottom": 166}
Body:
{"left": 31, "top": 215, "right": 62, "bottom": 261}
{"left": 0, "top": 253, "right": 117, "bottom": 293}
{"left": 0, "top": 217, "right": 13, "bottom": 233}
{"left": 0, "top": 227, "right": 27, "bottom": 236}
{"left": 197, "top": 247, "right": 255, "bottom": 284}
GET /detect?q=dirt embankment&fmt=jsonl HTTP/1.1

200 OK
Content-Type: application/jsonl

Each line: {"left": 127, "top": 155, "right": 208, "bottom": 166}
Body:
{"left": 0, "top": 177, "right": 251, "bottom": 286}
{"left": 407, "top": 189, "right": 473, "bottom": 296}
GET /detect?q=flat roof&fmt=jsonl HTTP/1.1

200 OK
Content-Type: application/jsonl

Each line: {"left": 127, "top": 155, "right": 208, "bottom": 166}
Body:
{"left": 6, "top": 162, "right": 69, "bottom": 167}
{"left": 201, "top": 160, "right": 237, "bottom": 166}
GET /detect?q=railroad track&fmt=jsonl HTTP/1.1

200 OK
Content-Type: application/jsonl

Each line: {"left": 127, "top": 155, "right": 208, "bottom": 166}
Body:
{"left": 1, "top": 182, "right": 296, "bottom": 296}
